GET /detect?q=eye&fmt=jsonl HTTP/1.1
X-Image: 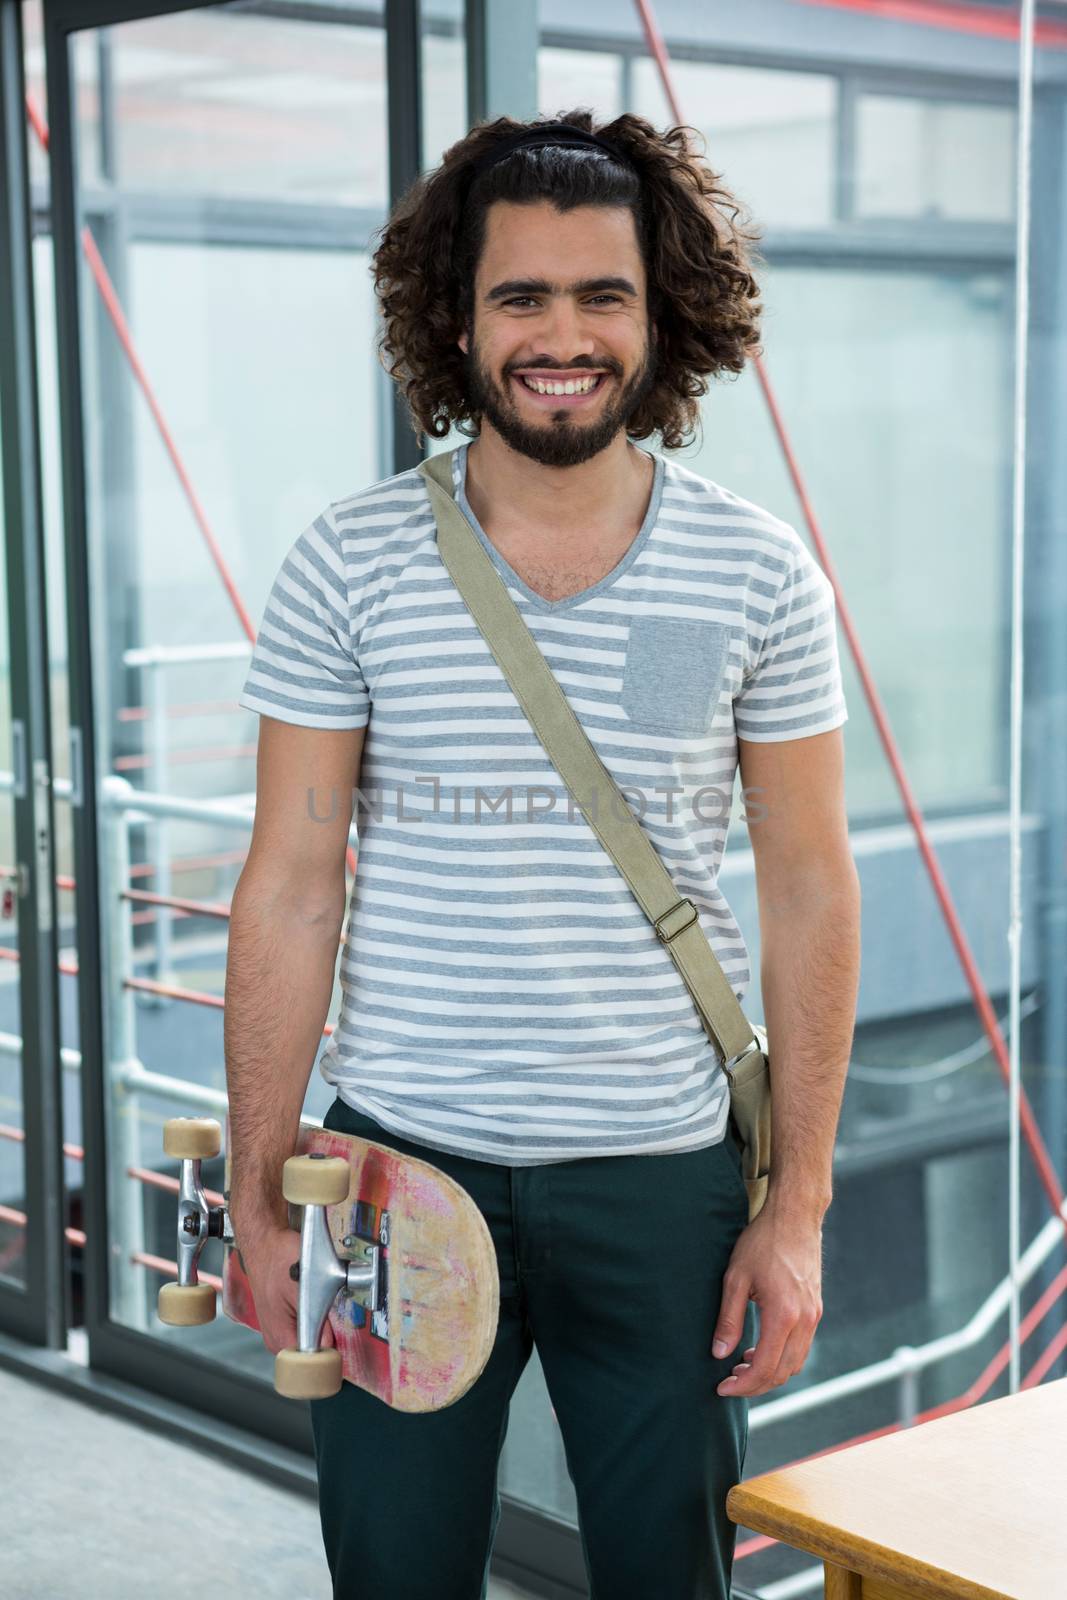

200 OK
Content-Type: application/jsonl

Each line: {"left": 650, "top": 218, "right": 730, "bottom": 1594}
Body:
{"left": 502, "top": 295, "right": 622, "bottom": 307}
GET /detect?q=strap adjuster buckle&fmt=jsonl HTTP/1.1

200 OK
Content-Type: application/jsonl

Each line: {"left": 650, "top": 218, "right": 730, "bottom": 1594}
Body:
{"left": 723, "top": 1039, "right": 762, "bottom": 1073}
{"left": 653, "top": 898, "right": 698, "bottom": 944}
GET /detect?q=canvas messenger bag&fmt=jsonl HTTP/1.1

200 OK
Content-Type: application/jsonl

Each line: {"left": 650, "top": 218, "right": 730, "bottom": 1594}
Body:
{"left": 417, "top": 449, "right": 772, "bottom": 1223}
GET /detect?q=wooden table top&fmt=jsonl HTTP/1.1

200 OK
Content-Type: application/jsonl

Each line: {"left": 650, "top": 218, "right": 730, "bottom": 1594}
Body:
{"left": 726, "top": 1377, "right": 1067, "bottom": 1600}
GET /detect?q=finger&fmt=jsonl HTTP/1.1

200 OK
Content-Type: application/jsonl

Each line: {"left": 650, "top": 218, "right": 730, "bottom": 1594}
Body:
{"left": 767, "top": 1322, "right": 815, "bottom": 1388}
{"left": 717, "top": 1314, "right": 792, "bottom": 1397}
{"left": 710, "top": 1274, "right": 752, "bottom": 1359}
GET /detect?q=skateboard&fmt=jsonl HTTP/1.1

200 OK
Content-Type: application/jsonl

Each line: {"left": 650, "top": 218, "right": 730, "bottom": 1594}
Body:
{"left": 156, "top": 1116, "right": 499, "bottom": 1408}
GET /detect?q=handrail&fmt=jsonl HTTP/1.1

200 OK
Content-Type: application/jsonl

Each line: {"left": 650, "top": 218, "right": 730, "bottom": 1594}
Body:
{"left": 123, "top": 641, "right": 252, "bottom": 668}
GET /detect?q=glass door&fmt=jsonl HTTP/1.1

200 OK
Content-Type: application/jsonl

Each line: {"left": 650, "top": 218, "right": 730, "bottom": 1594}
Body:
{"left": 44, "top": 0, "right": 389, "bottom": 1449}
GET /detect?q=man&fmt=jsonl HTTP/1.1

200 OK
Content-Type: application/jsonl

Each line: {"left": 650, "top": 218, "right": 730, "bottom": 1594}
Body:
{"left": 226, "top": 111, "right": 860, "bottom": 1600}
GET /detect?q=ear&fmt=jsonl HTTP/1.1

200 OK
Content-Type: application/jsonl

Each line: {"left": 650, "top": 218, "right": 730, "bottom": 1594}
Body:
{"left": 458, "top": 324, "right": 469, "bottom": 356}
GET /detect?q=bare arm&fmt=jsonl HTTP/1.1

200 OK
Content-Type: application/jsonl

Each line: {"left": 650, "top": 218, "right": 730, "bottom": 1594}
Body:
{"left": 710, "top": 727, "right": 859, "bottom": 1401}
{"left": 757, "top": 876, "right": 860, "bottom": 1219}
{"left": 224, "top": 715, "right": 366, "bottom": 1247}
{"left": 737, "top": 726, "right": 861, "bottom": 1221}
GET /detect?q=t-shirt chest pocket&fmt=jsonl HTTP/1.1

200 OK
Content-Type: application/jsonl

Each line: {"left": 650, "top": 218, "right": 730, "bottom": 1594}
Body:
{"left": 621, "top": 616, "right": 733, "bottom": 738}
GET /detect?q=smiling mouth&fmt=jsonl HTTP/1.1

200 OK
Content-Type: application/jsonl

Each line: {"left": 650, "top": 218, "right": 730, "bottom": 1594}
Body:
{"left": 511, "top": 373, "right": 611, "bottom": 405}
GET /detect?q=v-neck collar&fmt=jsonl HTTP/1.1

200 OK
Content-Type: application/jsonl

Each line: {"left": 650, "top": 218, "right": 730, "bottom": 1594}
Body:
{"left": 451, "top": 440, "right": 665, "bottom": 615}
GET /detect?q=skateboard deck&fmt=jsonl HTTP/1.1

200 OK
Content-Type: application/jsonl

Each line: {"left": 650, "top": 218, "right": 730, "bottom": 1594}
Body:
{"left": 223, "top": 1119, "right": 499, "bottom": 1411}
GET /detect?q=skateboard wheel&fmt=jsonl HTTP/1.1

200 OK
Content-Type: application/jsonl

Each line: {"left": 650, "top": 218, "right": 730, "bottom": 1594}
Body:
{"left": 163, "top": 1117, "right": 221, "bottom": 1160}
{"left": 157, "top": 1281, "right": 217, "bottom": 1325}
{"left": 282, "top": 1154, "right": 350, "bottom": 1207}
{"left": 275, "top": 1346, "right": 343, "bottom": 1399}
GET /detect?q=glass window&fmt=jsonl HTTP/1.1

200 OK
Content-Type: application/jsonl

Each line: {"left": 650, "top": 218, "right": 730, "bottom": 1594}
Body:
{"left": 422, "top": 1, "right": 466, "bottom": 175}
{"left": 856, "top": 94, "right": 1016, "bottom": 223}
{"left": 539, "top": 46, "right": 623, "bottom": 123}
{"left": 75, "top": 6, "right": 387, "bottom": 208}
{"left": 130, "top": 239, "right": 383, "bottom": 597}
{"left": 676, "top": 262, "right": 1013, "bottom": 821}
{"left": 632, "top": 58, "right": 838, "bottom": 227}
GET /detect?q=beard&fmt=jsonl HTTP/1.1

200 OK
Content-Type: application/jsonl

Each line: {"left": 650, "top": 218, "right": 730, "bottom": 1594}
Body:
{"left": 461, "top": 335, "right": 659, "bottom": 468}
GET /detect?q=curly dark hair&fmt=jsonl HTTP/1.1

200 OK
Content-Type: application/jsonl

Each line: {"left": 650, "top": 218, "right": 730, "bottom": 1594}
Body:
{"left": 370, "top": 109, "right": 766, "bottom": 452}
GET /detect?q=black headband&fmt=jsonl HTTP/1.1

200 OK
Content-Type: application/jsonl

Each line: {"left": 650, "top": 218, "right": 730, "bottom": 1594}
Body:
{"left": 470, "top": 122, "right": 635, "bottom": 181}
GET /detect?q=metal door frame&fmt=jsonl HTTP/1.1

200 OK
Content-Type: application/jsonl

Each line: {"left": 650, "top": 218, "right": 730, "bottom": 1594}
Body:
{"left": 0, "top": 0, "right": 66, "bottom": 1348}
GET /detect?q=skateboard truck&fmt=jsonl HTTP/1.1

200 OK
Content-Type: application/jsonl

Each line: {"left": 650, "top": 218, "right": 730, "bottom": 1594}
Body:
{"left": 155, "top": 1120, "right": 383, "bottom": 1401}
{"left": 277, "top": 1150, "right": 383, "bottom": 1400}
{"left": 156, "top": 1118, "right": 233, "bottom": 1328}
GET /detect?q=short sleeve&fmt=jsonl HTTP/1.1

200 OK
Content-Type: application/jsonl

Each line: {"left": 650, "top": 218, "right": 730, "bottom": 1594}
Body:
{"left": 237, "top": 506, "right": 370, "bottom": 729}
{"left": 733, "top": 534, "right": 848, "bottom": 742}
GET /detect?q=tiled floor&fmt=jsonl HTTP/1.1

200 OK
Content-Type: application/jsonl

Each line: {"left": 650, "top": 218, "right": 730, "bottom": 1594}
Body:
{"left": 3, "top": 1364, "right": 533, "bottom": 1599}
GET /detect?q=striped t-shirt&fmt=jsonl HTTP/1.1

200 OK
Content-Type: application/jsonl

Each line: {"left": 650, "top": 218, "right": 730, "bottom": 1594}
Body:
{"left": 238, "top": 440, "right": 848, "bottom": 1165}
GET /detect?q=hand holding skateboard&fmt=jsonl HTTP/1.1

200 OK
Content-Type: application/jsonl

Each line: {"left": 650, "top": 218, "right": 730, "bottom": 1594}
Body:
{"left": 156, "top": 1116, "right": 499, "bottom": 1410}
{"left": 233, "top": 1218, "right": 337, "bottom": 1362}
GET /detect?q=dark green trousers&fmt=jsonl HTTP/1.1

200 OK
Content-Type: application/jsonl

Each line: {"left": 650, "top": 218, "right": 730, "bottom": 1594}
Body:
{"left": 309, "top": 1097, "right": 756, "bottom": 1600}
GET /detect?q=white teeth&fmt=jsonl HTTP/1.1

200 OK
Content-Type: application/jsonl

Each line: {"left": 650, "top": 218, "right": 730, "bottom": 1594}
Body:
{"left": 519, "top": 374, "right": 601, "bottom": 395}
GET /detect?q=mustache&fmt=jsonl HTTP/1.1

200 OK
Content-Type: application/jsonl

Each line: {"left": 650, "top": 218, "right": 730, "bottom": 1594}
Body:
{"left": 505, "top": 364, "right": 618, "bottom": 377}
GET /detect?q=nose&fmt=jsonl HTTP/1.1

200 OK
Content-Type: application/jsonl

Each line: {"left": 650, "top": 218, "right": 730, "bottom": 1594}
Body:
{"left": 532, "top": 295, "right": 599, "bottom": 360}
